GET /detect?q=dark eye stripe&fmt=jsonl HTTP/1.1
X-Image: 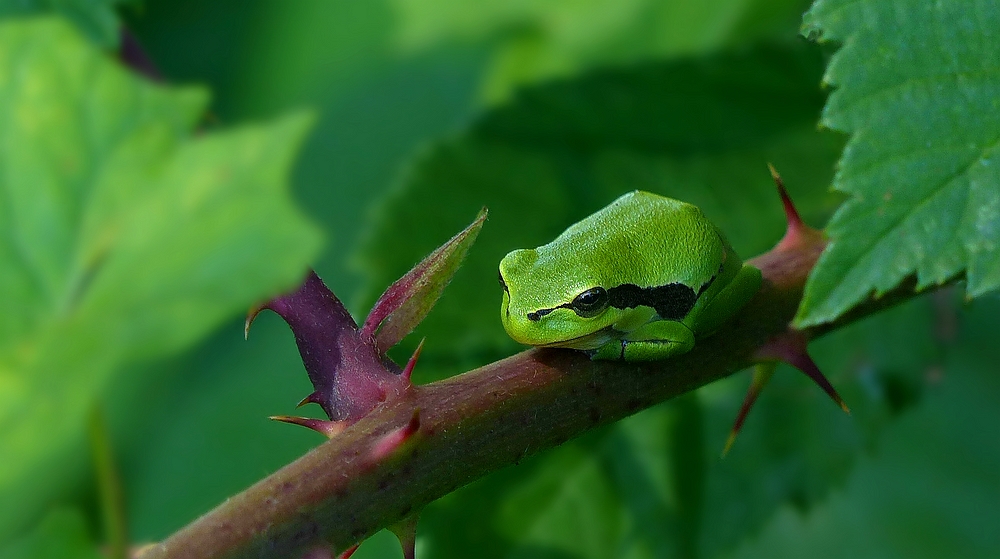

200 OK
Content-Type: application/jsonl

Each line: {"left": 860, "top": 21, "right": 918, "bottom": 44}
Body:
{"left": 524, "top": 264, "right": 722, "bottom": 323}
{"left": 606, "top": 283, "right": 697, "bottom": 320}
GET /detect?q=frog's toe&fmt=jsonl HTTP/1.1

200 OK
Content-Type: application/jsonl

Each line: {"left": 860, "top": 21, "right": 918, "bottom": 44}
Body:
{"left": 589, "top": 341, "right": 626, "bottom": 361}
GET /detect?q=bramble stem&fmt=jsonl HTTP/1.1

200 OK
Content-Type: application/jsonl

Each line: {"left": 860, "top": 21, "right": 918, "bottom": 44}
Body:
{"left": 139, "top": 232, "right": 920, "bottom": 559}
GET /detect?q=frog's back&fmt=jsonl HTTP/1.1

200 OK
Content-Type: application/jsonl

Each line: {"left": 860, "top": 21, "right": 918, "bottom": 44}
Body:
{"left": 537, "top": 191, "right": 726, "bottom": 291}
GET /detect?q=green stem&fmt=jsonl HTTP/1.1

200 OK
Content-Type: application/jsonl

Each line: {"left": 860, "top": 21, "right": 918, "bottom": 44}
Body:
{"left": 88, "top": 406, "right": 128, "bottom": 559}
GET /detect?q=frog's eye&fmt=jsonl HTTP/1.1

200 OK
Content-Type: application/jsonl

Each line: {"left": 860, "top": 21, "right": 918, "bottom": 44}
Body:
{"left": 571, "top": 287, "right": 609, "bottom": 318}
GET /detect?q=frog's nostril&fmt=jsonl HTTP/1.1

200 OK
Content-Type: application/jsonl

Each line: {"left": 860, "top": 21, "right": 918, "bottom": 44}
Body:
{"left": 526, "top": 308, "right": 556, "bottom": 322}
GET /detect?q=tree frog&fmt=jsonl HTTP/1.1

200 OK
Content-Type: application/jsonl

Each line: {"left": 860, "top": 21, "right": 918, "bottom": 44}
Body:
{"left": 499, "top": 191, "right": 762, "bottom": 361}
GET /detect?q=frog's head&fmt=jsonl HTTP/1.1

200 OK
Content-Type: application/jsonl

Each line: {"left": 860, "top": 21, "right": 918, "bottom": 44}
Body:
{"left": 499, "top": 248, "right": 617, "bottom": 350}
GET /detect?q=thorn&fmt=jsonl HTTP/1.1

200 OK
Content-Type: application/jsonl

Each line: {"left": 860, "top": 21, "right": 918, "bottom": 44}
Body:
{"left": 371, "top": 409, "right": 421, "bottom": 461}
{"left": 263, "top": 271, "right": 403, "bottom": 422}
{"left": 755, "top": 330, "right": 851, "bottom": 415}
{"left": 768, "top": 163, "right": 802, "bottom": 230}
{"left": 783, "top": 349, "right": 851, "bottom": 415}
{"left": 389, "top": 514, "right": 419, "bottom": 559}
{"left": 767, "top": 164, "right": 823, "bottom": 251}
{"left": 722, "top": 363, "right": 777, "bottom": 457}
{"left": 296, "top": 392, "right": 321, "bottom": 409}
{"left": 245, "top": 303, "right": 267, "bottom": 340}
{"left": 722, "top": 431, "right": 738, "bottom": 458}
{"left": 401, "top": 338, "right": 426, "bottom": 383}
{"left": 269, "top": 415, "right": 348, "bottom": 438}
{"left": 337, "top": 543, "right": 360, "bottom": 559}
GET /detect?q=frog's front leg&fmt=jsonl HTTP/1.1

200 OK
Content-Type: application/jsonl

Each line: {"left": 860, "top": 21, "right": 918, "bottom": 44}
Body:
{"left": 690, "top": 263, "right": 762, "bottom": 335}
{"left": 590, "top": 321, "right": 695, "bottom": 361}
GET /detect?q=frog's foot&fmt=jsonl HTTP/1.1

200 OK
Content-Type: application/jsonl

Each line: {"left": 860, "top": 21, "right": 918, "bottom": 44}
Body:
{"left": 589, "top": 321, "right": 695, "bottom": 361}
{"left": 691, "top": 263, "right": 762, "bottom": 335}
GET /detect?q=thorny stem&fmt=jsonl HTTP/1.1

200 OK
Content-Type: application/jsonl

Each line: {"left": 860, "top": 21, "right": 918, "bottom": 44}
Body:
{"left": 140, "top": 232, "right": 923, "bottom": 559}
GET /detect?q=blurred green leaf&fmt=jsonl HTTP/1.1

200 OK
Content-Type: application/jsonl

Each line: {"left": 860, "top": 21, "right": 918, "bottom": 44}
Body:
{"left": 699, "top": 295, "right": 941, "bottom": 558}
{"left": 355, "top": 41, "right": 844, "bottom": 374}
{"left": 390, "top": 0, "right": 814, "bottom": 102}
{"left": 0, "top": 509, "right": 102, "bottom": 559}
{"left": 0, "top": 0, "right": 127, "bottom": 47}
{"left": 730, "top": 298, "right": 1000, "bottom": 559}
{"left": 417, "top": 409, "right": 678, "bottom": 559}
{"left": 0, "top": 18, "right": 320, "bottom": 539}
{"left": 486, "top": 397, "right": 703, "bottom": 559}
{"left": 795, "top": 0, "right": 1000, "bottom": 327}
{"left": 117, "top": 321, "right": 321, "bottom": 542}
{"left": 228, "top": 1, "right": 485, "bottom": 296}
{"left": 495, "top": 437, "right": 627, "bottom": 559}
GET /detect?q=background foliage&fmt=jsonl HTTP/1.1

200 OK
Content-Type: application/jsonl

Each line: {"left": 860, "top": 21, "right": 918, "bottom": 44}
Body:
{"left": 0, "top": 1, "right": 997, "bottom": 558}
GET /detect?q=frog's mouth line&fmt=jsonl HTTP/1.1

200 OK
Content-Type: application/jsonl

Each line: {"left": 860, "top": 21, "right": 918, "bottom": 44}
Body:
{"left": 537, "top": 326, "right": 617, "bottom": 351}
{"left": 499, "top": 270, "right": 511, "bottom": 320}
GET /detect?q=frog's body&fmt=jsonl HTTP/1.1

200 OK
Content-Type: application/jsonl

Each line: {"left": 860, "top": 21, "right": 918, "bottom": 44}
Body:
{"left": 499, "top": 191, "right": 761, "bottom": 361}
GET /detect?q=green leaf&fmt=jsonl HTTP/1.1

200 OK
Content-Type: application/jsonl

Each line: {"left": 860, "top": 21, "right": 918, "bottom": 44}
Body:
{"left": 730, "top": 298, "right": 1000, "bottom": 559}
{"left": 390, "top": 0, "right": 815, "bottom": 102}
{"left": 420, "top": 402, "right": 700, "bottom": 559}
{"left": 484, "top": 397, "right": 704, "bottom": 559}
{"left": 0, "top": 18, "right": 321, "bottom": 538}
{"left": 0, "top": 1, "right": 127, "bottom": 47}
{"left": 355, "top": 42, "right": 844, "bottom": 376}
{"left": 495, "top": 437, "right": 628, "bottom": 559}
{"left": 0, "top": 509, "right": 102, "bottom": 559}
{"left": 795, "top": 0, "right": 1000, "bottom": 327}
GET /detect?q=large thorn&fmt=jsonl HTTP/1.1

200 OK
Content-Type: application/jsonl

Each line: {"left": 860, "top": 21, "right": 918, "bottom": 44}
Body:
{"left": 269, "top": 415, "right": 349, "bottom": 439}
{"left": 389, "top": 514, "right": 419, "bottom": 559}
{"left": 371, "top": 410, "right": 421, "bottom": 462}
{"left": 768, "top": 163, "right": 802, "bottom": 230}
{"left": 755, "top": 330, "right": 851, "bottom": 415}
{"left": 768, "top": 163, "right": 824, "bottom": 251}
{"left": 723, "top": 362, "right": 777, "bottom": 456}
{"left": 337, "top": 544, "right": 360, "bottom": 559}
{"left": 262, "top": 271, "right": 405, "bottom": 422}
{"left": 783, "top": 349, "right": 851, "bottom": 415}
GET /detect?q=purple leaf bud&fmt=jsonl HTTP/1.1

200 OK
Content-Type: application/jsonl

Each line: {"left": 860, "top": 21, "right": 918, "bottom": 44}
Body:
{"left": 361, "top": 209, "right": 487, "bottom": 351}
